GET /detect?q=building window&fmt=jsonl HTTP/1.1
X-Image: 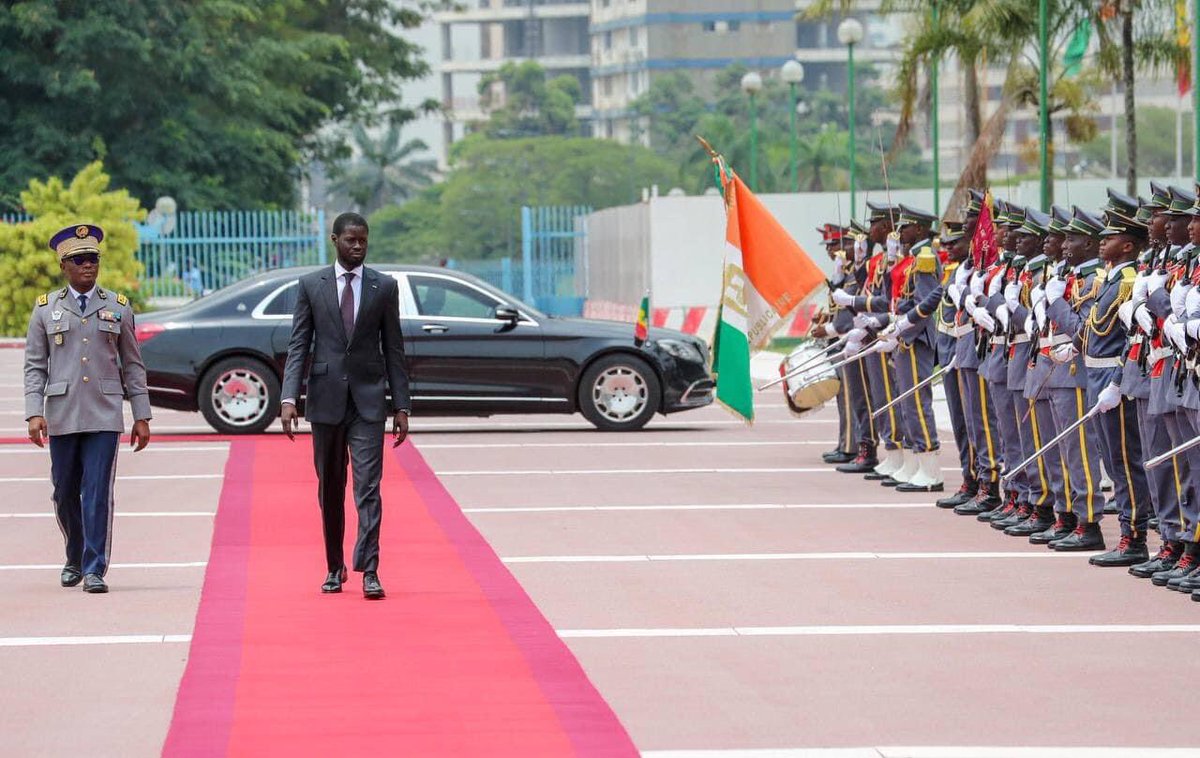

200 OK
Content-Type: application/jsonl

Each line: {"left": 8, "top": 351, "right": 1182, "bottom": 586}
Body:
{"left": 629, "top": 26, "right": 639, "bottom": 46}
{"left": 603, "top": 77, "right": 613, "bottom": 96}
{"left": 702, "top": 20, "right": 740, "bottom": 33}
{"left": 604, "top": 31, "right": 612, "bottom": 50}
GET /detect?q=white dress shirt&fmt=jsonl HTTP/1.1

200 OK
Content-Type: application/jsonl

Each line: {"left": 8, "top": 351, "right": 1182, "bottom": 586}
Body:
{"left": 68, "top": 284, "right": 98, "bottom": 311}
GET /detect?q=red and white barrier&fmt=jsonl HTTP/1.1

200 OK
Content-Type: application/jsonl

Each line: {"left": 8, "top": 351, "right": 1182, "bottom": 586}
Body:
{"left": 582, "top": 301, "right": 819, "bottom": 340}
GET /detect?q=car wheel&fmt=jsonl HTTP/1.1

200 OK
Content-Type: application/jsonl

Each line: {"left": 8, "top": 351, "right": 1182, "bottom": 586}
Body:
{"left": 198, "top": 356, "right": 280, "bottom": 435}
{"left": 578, "top": 354, "right": 661, "bottom": 431}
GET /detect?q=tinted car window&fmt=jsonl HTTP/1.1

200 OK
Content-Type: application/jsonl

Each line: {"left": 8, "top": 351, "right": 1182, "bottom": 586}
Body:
{"left": 261, "top": 282, "right": 299, "bottom": 316}
{"left": 409, "top": 275, "right": 500, "bottom": 319}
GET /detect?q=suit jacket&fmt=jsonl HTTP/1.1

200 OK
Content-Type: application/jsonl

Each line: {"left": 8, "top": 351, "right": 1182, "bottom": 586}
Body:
{"left": 24, "top": 286, "right": 151, "bottom": 435}
{"left": 282, "top": 266, "right": 411, "bottom": 425}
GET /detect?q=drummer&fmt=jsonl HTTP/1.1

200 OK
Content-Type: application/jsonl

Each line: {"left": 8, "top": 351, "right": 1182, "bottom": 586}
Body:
{"left": 815, "top": 223, "right": 857, "bottom": 465}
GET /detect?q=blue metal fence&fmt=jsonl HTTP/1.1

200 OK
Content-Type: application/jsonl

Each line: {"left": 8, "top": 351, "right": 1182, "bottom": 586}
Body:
{"left": 520, "top": 205, "right": 590, "bottom": 315}
{"left": 447, "top": 257, "right": 526, "bottom": 299}
{"left": 138, "top": 210, "right": 326, "bottom": 299}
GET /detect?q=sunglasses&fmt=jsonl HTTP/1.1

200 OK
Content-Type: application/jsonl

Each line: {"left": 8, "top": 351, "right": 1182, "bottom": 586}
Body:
{"left": 65, "top": 253, "right": 100, "bottom": 266}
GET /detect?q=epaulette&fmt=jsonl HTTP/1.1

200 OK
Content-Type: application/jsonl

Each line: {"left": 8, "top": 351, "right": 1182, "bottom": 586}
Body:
{"left": 37, "top": 293, "right": 48, "bottom": 307}
{"left": 116, "top": 293, "right": 129, "bottom": 306}
{"left": 914, "top": 247, "right": 938, "bottom": 274}
{"left": 1120, "top": 266, "right": 1137, "bottom": 282}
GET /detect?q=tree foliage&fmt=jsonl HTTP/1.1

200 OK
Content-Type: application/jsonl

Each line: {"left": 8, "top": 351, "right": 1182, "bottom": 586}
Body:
{"left": 476, "top": 61, "right": 584, "bottom": 138}
{"left": 329, "top": 124, "right": 437, "bottom": 214}
{"left": 0, "top": 162, "right": 145, "bottom": 336}
{"left": 0, "top": 0, "right": 442, "bottom": 212}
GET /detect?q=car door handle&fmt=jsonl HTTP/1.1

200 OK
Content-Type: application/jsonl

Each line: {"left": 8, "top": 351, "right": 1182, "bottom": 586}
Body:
{"left": 422, "top": 323, "right": 449, "bottom": 333}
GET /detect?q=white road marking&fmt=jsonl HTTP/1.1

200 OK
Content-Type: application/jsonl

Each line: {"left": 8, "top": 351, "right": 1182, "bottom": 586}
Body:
{"left": 463, "top": 503, "right": 928, "bottom": 513}
{"left": 561, "top": 624, "right": 1200, "bottom": 639}
{"left": 0, "top": 474, "right": 222, "bottom": 483}
{"left": 0, "top": 512, "right": 214, "bottom": 519}
{"left": 438, "top": 467, "right": 959, "bottom": 476}
{"left": 0, "top": 634, "right": 192, "bottom": 648}
{"left": 419, "top": 440, "right": 834, "bottom": 450}
{"left": 0, "top": 561, "right": 207, "bottom": 571}
{"left": 503, "top": 551, "right": 1079, "bottom": 564}
{"left": 0, "top": 445, "right": 228, "bottom": 455}
{"left": 642, "top": 748, "right": 1200, "bottom": 758}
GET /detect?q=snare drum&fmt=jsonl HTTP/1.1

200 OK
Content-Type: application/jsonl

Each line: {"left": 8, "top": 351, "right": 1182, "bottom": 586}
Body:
{"left": 781, "top": 343, "right": 840, "bottom": 415}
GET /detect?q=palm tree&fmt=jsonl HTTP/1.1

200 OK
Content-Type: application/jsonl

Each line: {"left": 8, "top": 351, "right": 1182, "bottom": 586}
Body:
{"left": 332, "top": 123, "right": 437, "bottom": 213}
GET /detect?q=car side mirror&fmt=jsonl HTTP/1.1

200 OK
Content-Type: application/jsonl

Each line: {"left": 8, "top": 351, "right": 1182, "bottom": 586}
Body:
{"left": 494, "top": 305, "right": 520, "bottom": 323}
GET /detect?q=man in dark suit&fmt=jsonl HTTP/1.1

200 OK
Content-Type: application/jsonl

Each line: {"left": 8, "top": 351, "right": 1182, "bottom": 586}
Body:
{"left": 280, "top": 212, "right": 411, "bottom": 599}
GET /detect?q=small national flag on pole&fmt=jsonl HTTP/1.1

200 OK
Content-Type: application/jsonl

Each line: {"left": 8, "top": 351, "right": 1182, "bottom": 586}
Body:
{"left": 972, "top": 190, "right": 998, "bottom": 269}
{"left": 705, "top": 142, "right": 825, "bottom": 423}
{"left": 1176, "top": 0, "right": 1192, "bottom": 95}
{"left": 634, "top": 291, "right": 650, "bottom": 345}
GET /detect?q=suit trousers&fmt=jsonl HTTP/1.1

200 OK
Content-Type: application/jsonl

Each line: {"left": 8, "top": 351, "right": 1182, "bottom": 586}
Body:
{"left": 311, "top": 394, "right": 386, "bottom": 573}
{"left": 50, "top": 432, "right": 119, "bottom": 577}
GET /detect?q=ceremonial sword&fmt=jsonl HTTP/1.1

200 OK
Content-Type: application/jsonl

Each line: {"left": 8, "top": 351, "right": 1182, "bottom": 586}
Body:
{"left": 1000, "top": 405, "right": 1103, "bottom": 487}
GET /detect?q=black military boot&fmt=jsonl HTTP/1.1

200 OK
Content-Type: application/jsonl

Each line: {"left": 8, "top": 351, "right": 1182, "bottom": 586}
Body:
{"left": 993, "top": 501, "right": 1032, "bottom": 531}
{"left": 1051, "top": 522, "right": 1106, "bottom": 552}
{"left": 955, "top": 481, "right": 1001, "bottom": 516}
{"left": 823, "top": 447, "right": 856, "bottom": 464}
{"left": 1030, "top": 511, "right": 1076, "bottom": 545}
{"left": 1129, "top": 541, "right": 1182, "bottom": 578}
{"left": 835, "top": 443, "right": 878, "bottom": 474}
{"left": 1089, "top": 533, "right": 1149, "bottom": 567}
{"left": 979, "top": 489, "right": 1018, "bottom": 522}
{"left": 1152, "top": 542, "right": 1200, "bottom": 589}
{"left": 936, "top": 478, "right": 978, "bottom": 509}
{"left": 1005, "top": 505, "right": 1055, "bottom": 537}
{"left": 1174, "top": 558, "right": 1200, "bottom": 592}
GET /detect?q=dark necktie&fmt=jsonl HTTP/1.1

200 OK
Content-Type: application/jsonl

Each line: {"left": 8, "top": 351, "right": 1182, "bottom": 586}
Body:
{"left": 78, "top": 294, "right": 88, "bottom": 313}
{"left": 340, "top": 272, "right": 355, "bottom": 337}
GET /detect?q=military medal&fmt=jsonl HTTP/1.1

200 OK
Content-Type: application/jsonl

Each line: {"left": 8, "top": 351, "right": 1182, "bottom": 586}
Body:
{"left": 52, "top": 310, "right": 62, "bottom": 321}
{"left": 54, "top": 334, "right": 63, "bottom": 345}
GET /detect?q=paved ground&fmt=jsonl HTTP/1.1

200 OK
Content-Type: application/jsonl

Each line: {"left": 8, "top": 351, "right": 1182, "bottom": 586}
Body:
{"left": 3, "top": 347, "right": 1200, "bottom": 756}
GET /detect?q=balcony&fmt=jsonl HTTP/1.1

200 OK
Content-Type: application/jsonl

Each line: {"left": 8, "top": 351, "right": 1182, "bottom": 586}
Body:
{"left": 435, "top": 2, "right": 589, "bottom": 24}
{"left": 440, "top": 54, "right": 591, "bottom": 74}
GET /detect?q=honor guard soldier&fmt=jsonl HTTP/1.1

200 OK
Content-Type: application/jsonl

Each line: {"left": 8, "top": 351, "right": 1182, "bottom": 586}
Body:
{"left": 23, "top": 225, "right": 152, "bottom": 593}
{"left": 816, "top": 223, "right": 857, "bottom": 465}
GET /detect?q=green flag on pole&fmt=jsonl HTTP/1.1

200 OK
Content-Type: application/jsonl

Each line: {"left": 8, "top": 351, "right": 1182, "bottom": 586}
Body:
{"left": 1063, "top": 19, "right": 1091, "bottom": 77}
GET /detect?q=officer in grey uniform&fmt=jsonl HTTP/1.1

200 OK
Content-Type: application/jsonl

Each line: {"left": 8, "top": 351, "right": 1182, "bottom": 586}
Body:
{"left": 817, "top": 224, "right": 857, "bottom": 465}
{"left": 23, "top": 224, "right": 152, "bottom": 594}
{"left": 1039, "top": 207, "right": 1108, "bottom": 546}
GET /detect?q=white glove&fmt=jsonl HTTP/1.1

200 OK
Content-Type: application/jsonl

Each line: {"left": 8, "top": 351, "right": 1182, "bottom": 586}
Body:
{"left": 948, "top": 283, "right": 963, "bottom": 305}
{"left": 895, "top": 315, "right": 920, "bottom": 337}
{"left": 1045, "top": 277, "right": 1067, "bottom": 304}
{"left": 1031, "top": 285, "right": 1046, "bottom": 307}
{"left": 1096, "top": 382, "right": 1123, "bottom": 413}
{"left": 876, "top": 334, "right": 899, "bottom": 353}
{"left": 885, "top": 234, "right": 901, "bottom": 262}
{"left": 996, "top": 303, "right": 1010, "bottom": 331}
{"left": 844, "top": 338, "right": 863, "bottom": 356}
{"left": 1004, "top": 283, "right": 1021, "bottom": 311}
{"left": 820, "top": 323, "right": 838, "bottom": 339}
{"left": 1133, "top": 272, "right": 1149, "bottom": 302}
{"left": 852, "top": 313, "right": 872, "bottom": 329}
{"left": 973, "top": 307, "right": 996, "bottom": 332}
{"left": 1118, "top": 300, "right": 1135, "bottom": 329}
{"left": 831, "top": 266, "right": 847, "bottom": 287}
{"left": 846, "top": 327, "right": 868, "bottom": 343}
{"left": 988, "top": 272, "right": 1005, "bottom": 297}
{"left": 1187, "top": 286, "right": 1200, "bottom": 318}
{"left": 1165, "top": 315, "right": 1188, "bottom": 352}
{"left": 1187, "top": 319, "right": 1200, "bottom": 340}
{"left": 1147, "top": 270, "right": 1168, "bottom": 294}
{"left": 832, "top": 289, "right": 854, "bottom": 307}
{"left": 1023, "top": 314, "right": 1034, "bottom": 338}
{"left": 969, "top": 271, "right": 985, "bottom": 297}
{"left": 1051, "top": 344, "right": 1079, "bottom": 365}
{"left": 1034, "top": 301, "right": 1047, "bottom": 329}
{"left": 1134, "top": 303, "right": 1156, "bottom": 335}
{"left": 853, "top": 236, "right": 868, "bottom": 263}
{"left": 1171, "top": 283, "right": 1191, "bottom": 318}
{"left": 954, "top": 263, "right": 970, "bottom": 287}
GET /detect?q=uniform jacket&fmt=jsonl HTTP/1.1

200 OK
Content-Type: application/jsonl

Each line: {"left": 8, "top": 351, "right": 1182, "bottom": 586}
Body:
{"left": 23, "top": 286, "right": 151, "bottom": 435}
{"left": 1083, "top": 262, "right": 1137, "bottom": 396}
{"left": 894, "top": 240, "right": 941, "bottom": 350}
{"left": 1043, "top": 260, "right": 1100, "bottom": 391}
{"left": 281, "top": 265, "right": 411, "bottom": 425}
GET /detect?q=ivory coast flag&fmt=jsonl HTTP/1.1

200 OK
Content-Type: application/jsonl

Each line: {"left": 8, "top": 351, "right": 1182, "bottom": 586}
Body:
{"left": 634, "top": 291, "right": 650, "bottom": 345}
{"left": 711, "top": 157, "right": 826, "bottom": 422}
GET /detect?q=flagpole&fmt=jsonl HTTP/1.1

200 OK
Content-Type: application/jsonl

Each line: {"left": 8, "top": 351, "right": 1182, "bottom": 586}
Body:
{"left": 1195, "top": 0, "right": 1200, "bottom": 177}
{"left": 1038, "top": 0, "right": 1050, "bottom": 211}
{"left": 931, "top": 0, "right": 941, "bottom": 216}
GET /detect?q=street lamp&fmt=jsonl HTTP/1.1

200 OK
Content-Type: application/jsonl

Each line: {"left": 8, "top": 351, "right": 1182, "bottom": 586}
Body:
{"left": 741, "top": 71, "right": 764, "bottom": 190}
{"left": 838, "top": 17, "right": 865, "bottom": 216}
{"left": 781, "top": 59, "right": 806, "bottom": 193}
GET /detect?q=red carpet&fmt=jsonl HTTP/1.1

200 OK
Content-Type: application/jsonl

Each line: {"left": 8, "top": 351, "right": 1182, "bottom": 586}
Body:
{"left": 163, "top": 437, "right": 635, "bottom": 756}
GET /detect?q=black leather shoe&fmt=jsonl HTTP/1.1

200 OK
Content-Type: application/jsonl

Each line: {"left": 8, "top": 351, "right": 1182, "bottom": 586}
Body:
{"left": 1130, "top": 542, "right": 1181, "bottom": 578}
{"left": 863, "top": 471, "right": 889, "bottom": 480}
{"left": 880, "top": 477, "right": 901, "bottom": 487}
{"left": 1152, "top": 546, "right": 1200, "bottom": 588}
{"left": 1030, "top": 512, "right": 1076, "bottom": 545}
{"left": 977, "top": 490, "right": 1016, "bottom": 521}
{"left": 835, "top": 444, "right": 878, "bottom": 473}
{"left": 1051, "top": 522, "right": 1106, "bottom": 552}
{"left": 363, "top": 571, "right": 385, "bottom": 600}
{"left": 993, "top": 502, "right": 1032, "bottom": 531}
{"left": 82, "top": 574, "right": 108, "bottom": 594}
{"left": 322, "top": 566, "right": 348, "bottom": 593}
{"left": 823, "top": 450, "right": 856, "bottom": 464}
{"left": 936, "top": 480, "right": 977, "bottom": 509}
{"left": 1089, "top": 534, "right": 1149, "bottom": 567}
{"left": 1176, "top": 563, "right": 1200, "bottom": 592}
{"left": 60, "top": 565, "right": 82, "bottom": 588}
{"left": 1005, "top": 507, "right": 1055, "bottom": 537}
{"left": 896, "top": 480, "right": 945, "bottom": 493}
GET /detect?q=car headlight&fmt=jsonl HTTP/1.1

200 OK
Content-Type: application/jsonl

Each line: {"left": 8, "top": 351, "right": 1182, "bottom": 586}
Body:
{"left": 657, "top": 339, "right": 704, "bottom": 363}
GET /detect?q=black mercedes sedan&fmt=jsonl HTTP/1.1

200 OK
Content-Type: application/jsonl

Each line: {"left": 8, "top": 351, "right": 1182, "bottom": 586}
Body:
{"left": 134, "top": 265, "right": 715, "bottom": 434}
